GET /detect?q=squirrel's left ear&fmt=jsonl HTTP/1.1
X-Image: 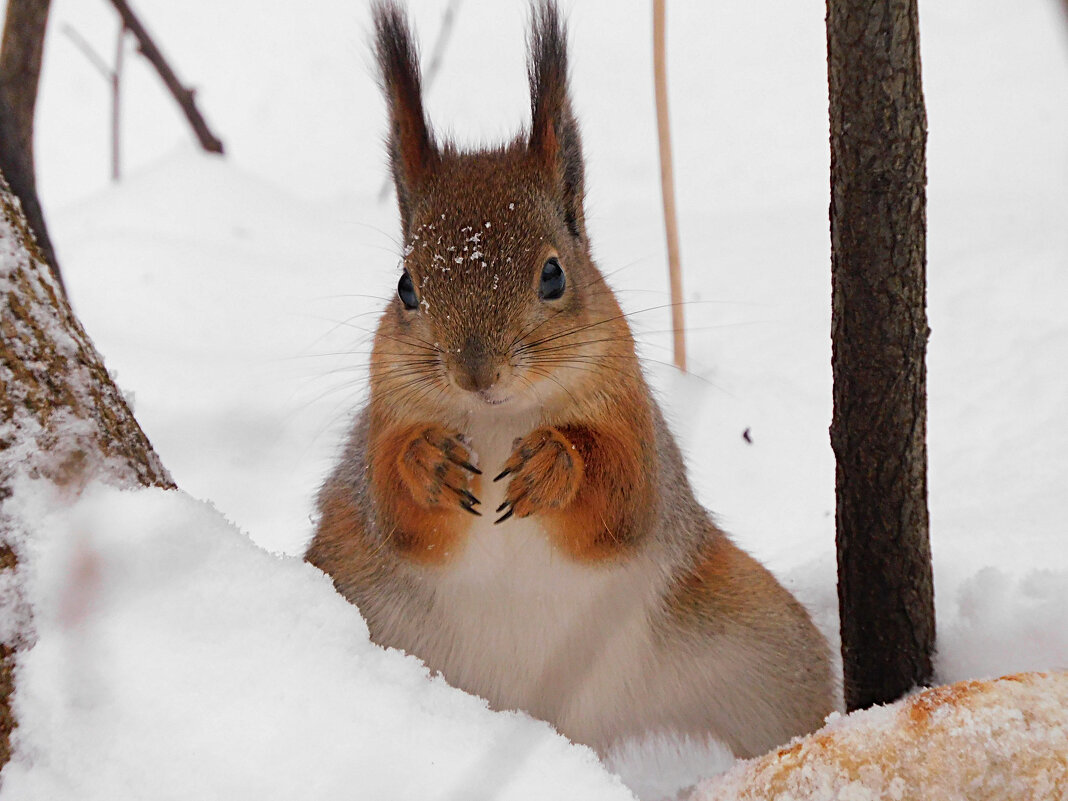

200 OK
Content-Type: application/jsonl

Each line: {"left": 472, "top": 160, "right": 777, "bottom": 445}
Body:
{"left": 374, "top": 1, "right": 437, "bottom": 239}
{"left": 528, "top": 1, "right": 586, "bottom": 242}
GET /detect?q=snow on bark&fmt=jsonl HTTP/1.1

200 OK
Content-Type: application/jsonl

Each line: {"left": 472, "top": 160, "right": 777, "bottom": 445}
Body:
{"left": 693, "top": 671, "right": 1068, "bottom": 800}
{"left": 0, "top": 171, "right": 172, "bottom": 769}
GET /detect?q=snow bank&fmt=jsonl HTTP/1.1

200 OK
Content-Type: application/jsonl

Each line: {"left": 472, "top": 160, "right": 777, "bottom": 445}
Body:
{"left": 0, "top": 482, "right": 632, "bottom": 801}
{"left": 694, "top": 671, "right": 1068, "bottom": 801}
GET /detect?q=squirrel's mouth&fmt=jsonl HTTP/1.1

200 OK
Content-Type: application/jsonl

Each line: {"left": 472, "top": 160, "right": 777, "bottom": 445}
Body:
{"left": 476, "top": 389, "right": 511, "bottom": 406}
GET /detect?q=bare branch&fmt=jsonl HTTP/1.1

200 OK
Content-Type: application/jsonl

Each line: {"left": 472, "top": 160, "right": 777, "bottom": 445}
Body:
{"left": 106, "top": 0, "right": 224, "bottom": 154}
{"left": 112, "top": 22, "right": 125, "bottom": 181}
{"left": 653, "top": 0, "right": 686, "bottom": 372}
{"left": 422, "top": 0, "right": 462, "bottom": 93}
{"left": 60, "top": 23, "right": 112, "bottom": 79}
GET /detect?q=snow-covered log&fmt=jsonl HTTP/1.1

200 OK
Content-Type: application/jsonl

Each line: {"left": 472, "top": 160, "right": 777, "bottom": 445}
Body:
{"left": 694, "top": 671, "right": 1068, "bottom": 800}
{"left": 0, "top": 171, "right": 172, "bottom": 769}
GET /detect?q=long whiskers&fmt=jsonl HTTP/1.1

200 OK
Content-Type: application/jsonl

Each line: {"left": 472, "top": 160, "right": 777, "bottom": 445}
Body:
{"left": 516, "top": 301, "right": 692, "bottom": 354}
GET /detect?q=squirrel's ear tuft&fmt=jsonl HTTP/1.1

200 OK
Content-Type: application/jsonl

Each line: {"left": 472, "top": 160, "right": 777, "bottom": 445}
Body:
{"left": 527, "top": 1, "right": 585, "bottom": 241}
{"left": 374, "top": 1, "right": 436, "bottom": 236}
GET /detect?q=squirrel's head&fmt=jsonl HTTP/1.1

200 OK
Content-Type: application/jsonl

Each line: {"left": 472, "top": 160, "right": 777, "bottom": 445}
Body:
{"left": 370, "top": 1, "right": 637, "bottom": 418}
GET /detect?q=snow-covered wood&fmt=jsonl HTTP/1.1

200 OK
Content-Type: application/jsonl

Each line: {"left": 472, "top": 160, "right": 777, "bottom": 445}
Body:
{"left": 0, "top": 177, "right": 171, "bottom": 492}
{"left": 694, "top": 671, "right": 1068, "bottom": 800}
{"left": 0, "top": 171, "right": 171, "bottom": 769}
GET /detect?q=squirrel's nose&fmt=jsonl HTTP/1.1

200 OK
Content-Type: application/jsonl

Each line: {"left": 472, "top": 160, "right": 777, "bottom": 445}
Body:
{"left": 453, "top": 336, "right": 500, "bottom": 393}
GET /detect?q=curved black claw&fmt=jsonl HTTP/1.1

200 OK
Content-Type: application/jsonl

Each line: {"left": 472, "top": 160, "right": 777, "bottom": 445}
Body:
{"left": 461, "top": 501, "right": 482, "bottom": 516}
{"left": 447, "top": 484, "right": 480, "bottom": 508}
{"left": 443, "top": 434, "right": 481, "bottom": 475}
{"left": 451, "top": 456, "right": 482, "bottom": 476}
{"left": 493, "top": 501, "right": 514, "bottom": 527}
{"left": 493, "top": 468, "right": 511, "bottom": 483}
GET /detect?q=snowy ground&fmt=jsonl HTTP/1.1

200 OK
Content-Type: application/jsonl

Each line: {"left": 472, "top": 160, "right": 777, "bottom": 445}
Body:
{"left": 2, "top": 0, "right": 1067, "bottom": 798}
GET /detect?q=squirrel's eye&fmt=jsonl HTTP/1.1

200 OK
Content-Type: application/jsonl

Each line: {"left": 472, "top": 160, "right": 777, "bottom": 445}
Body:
{"left": 398, "top": 270, "right": 419, "bottom": 310}
{"left": 539, "top": 258, "right": 566, "bottom": 300}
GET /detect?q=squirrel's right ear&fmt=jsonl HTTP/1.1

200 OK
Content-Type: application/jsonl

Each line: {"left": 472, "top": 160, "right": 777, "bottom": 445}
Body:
{"left": 374, "top": 2, "right": 436, "bottom": 236}
{"left": 528, "top": 1, "right": 586, "bottom": 242}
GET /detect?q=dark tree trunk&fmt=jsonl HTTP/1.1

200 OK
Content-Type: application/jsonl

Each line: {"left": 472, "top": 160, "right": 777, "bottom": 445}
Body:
{"left": 827, "top": 0, "right": 935, "bottom": 712}
{"left": 0, "top": 0, "right": 64, "bottom": 295}
{"left": 0, "top": 169, "right": 173, "bottom": 770}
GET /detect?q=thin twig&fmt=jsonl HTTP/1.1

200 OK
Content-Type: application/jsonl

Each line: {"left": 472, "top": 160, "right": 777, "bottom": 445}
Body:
{"left": 60, "top": 23, "right": 111, "bottom": 78}
{"left": 112, "top": 22, "right": 125, "bottom": 181}
{"left": 107, "top": 0, "right": 224, "bottom": 154}
{"left": 61, "top": 22, "right": 127, "bottom": 181}
{"left": 422, "top": 0, "right": 461, "bottom": 92}
{"left": 653, "top": 0, "right": 686, "bottom": 372}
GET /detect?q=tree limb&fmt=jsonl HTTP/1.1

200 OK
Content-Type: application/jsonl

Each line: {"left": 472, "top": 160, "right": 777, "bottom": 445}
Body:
{"left": 106, "top": 0, "right": 224, "bottom": 155}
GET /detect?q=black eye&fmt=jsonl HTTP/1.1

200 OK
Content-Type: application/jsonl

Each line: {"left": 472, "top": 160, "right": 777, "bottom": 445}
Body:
{"left": 398, "top": 270, "right": 418, "bottom": 310}
{"left": 539, "top": 258, "right": 566, "bottom": 300}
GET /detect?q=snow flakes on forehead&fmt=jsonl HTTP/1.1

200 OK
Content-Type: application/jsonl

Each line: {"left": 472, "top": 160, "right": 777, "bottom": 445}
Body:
{"left": 405, "top": 203, "right": 545, "bottom": 284}
{"left": 398, "top": 205, "right": 547, "bottom": 331}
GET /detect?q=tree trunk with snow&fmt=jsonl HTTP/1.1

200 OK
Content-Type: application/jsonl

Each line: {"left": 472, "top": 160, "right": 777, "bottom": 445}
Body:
{"left": 0, "top": 0, "right": 64, "bottom": 293}
{"left": 827, "top": 0, "right": 935, "bottom": 711}
{"left": 0, "top": 170, "right": 173, "bottom": 770}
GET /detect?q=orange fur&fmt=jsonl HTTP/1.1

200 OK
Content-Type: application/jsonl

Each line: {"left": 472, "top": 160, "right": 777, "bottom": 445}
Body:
{"left": 498, "top": 426, "right": 584, "bottom": 517}
{"left": 368, "top": 421, "right": 479, "bottom": 565}
{"left": 668, "top": 536, "right": 785, "bottom": 621}
{"left": 542, "top": 416, "right": 654, "bottom": 562}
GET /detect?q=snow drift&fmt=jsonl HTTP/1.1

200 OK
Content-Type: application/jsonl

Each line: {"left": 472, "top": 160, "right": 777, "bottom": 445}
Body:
{"left": 0, "top": 482, "right": 633, "bottom": 800}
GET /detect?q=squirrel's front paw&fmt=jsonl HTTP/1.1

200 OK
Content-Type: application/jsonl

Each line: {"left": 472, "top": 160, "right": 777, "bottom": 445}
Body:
{"left": 396, "top": 426, "right": 482, "bottom": 515}
{"left": 494, "top": 427, "right": 583, "bottom": 523}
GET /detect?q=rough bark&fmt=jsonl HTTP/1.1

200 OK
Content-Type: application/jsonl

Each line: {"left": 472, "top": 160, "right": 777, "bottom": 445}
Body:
{"left": 827, "top": 0, "right": 935, "bottom": 711}
{"left": 0, "top": 169, "right": 173, "bottom": 770}
{"left": 0, "top": 0, "right": 64, "bottom": 295}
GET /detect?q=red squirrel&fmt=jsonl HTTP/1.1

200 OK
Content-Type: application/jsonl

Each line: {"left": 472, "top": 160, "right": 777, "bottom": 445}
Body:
{"left": 306, "top": 0, "right": 833, "bottom": 759}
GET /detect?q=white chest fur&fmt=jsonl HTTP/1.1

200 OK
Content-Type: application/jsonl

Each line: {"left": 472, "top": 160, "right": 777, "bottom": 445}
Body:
{"left": 393, "top": 407, "right": 666, "bottom": 745}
